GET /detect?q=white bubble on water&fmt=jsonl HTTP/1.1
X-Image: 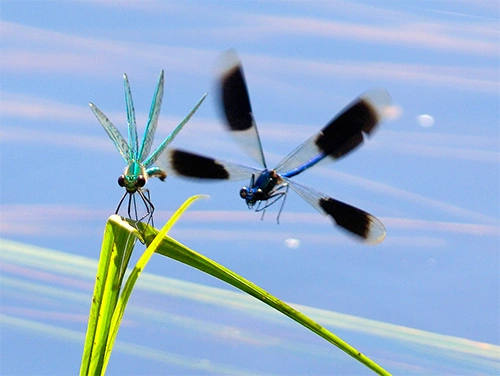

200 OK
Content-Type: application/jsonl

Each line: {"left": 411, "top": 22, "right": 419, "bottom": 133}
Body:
{"left": 284, "top": 238, "right": 301, "bottom": 249}
{"left": 417, "top": 114, "right": 435, "bottom": 127}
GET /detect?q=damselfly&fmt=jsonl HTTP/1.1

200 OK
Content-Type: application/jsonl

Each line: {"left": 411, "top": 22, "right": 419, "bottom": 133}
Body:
{"left": 90, "top": 71, "right": 207, "bottom": 223}
{"left": 158, "top": 51, "right": 391, "bottom": 243}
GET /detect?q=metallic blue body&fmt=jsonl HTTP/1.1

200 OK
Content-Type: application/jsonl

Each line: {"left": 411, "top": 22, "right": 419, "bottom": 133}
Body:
{"left": 281, "top": 153, "right": 325, "bottom": 179}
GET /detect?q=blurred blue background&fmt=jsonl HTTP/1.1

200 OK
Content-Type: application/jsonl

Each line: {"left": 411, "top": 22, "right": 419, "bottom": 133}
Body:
{"left": 1, "top": 1, "right": 498, "bottom": 374}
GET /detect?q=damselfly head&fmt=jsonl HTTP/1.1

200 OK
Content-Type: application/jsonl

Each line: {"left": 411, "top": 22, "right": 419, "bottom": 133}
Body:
{"left": 118, "top": 163, "right": 149, "bottom": 193}
{"left": 118, "top": 174, "right": 147, "bottom": 193}
{"left": 239, "top": 187, "right": 248, "bottom": 199}
{"left": 240, "top": 174, "right": 256, "bottom": 203}
{"left": 240, "top": 186, "right": 266, "bottom": 208}
{"left": 240, "top": 186, "right": 257, "bottom": 207}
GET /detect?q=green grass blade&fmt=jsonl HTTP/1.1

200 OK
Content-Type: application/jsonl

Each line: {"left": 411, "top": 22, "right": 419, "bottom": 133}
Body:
{"left": 100, "top": 195, "right": 207, "bottom": 375}
{"left": 80, "top": 216, "right": 139, "bottom": 376}
{"left": 139, "top": 226, "right": 391, "bottom": 376}
{"left": 82, "top": 195, "right": 389, "bottom": 375}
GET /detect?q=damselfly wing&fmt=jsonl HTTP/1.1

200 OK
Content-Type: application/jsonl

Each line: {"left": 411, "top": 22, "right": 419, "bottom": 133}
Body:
{"left": 158, "top": 51, "right": 390, "bottom": 243}
{"left": 90, "top": 71, "right": 207, "bottom": 223}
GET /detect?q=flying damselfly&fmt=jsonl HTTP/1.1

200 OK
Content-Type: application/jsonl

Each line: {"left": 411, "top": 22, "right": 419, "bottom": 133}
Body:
{"left": 158, "top": 51, "right": 391, "bottom": 244}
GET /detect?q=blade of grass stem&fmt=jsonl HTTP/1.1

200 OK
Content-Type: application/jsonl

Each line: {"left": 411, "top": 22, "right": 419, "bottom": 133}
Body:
{"left": 100, "top": 196, "right": 207, "bottom": 375}
{"left": 80, "top": 216, "right": 138, "bottom": 376}
{"left": 139, "top": 226, "right": 390, "bottom": 376}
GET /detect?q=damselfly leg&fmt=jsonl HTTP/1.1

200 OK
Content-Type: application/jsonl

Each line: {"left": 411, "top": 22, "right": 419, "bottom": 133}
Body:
{"left": 255, "top": 184, "right": 289, "bottom": 224}
{"left": 115, "top": 188, "right": 154, "bottom": 226}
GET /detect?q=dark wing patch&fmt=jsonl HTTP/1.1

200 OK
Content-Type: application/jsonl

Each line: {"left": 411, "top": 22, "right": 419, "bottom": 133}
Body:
{"left": 319, "top": 197, "right": 386, "bottom": 244}
{"left": 170, "top": 150, "right": 229, "bottom": 179}
{"left": 316, "top": 99, "right": 377, "bottom": 159}
{"left": 220, "top": 55, "right": 254, "bottom": 132}
{"left": 315, "top": 89, "right": 391, "bottom": 160}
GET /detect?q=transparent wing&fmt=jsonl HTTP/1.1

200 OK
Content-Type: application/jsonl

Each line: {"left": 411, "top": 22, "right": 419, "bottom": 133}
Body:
{"left": 144, "top": 92, "right": 208, "bottom": 168}
{"left": 157, "top": 148, "right": 261, "bottom": 181}
{"left": 123, "top": 73, "right": 138, "bottom": 160}
{"left": 276, "top": 89, "right": 392, "bottom": 177}
{"left": 218, "top": 50, "right": 267, "bottom": 168}
{"left": 138, "top": 70, "right": 165, "bottom": 162}
{"left": 89, "top": 102, "right": 131, "bottom": 163}
{"left": 283, "top": 177, "right": 386, "bottom": 244}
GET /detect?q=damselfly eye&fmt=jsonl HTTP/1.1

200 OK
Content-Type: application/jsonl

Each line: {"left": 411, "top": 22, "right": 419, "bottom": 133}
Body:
{"left": 137, "top": 175, "right": 146, "bottom": 188}
{"left": 118, "top": 175, "right": 125, "bottom": 187}
{"left": 239, "top": 188, "right": 248, "bottom": 198}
